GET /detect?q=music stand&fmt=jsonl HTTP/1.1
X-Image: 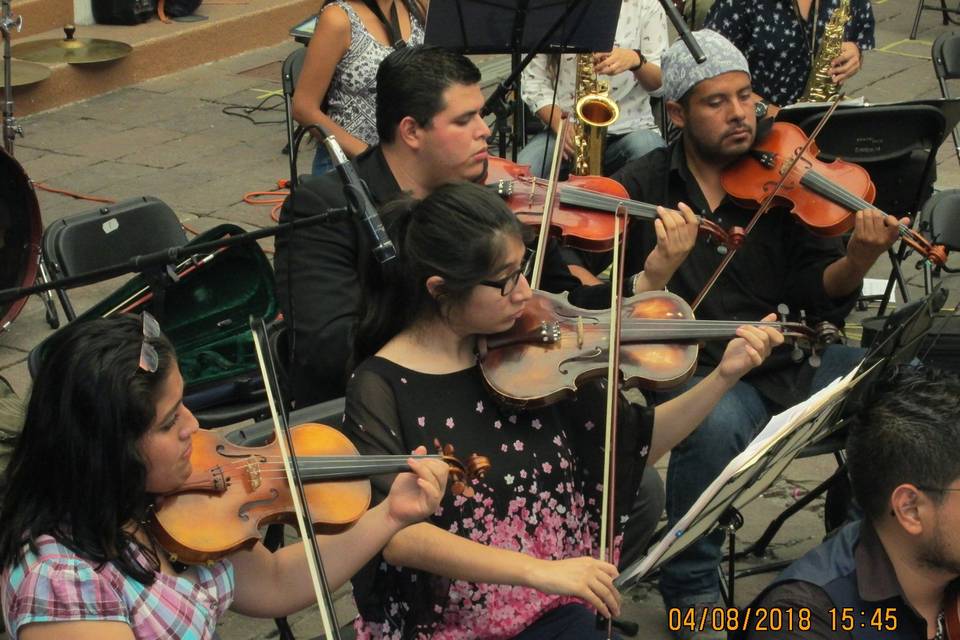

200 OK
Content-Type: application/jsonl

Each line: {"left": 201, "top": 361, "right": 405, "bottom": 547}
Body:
{"left": 425, "top": 0, "right": 621, "bottom": 160}
{"left": 615, "top": 367, "right": 863, "bottom": 603}
{"left": 731, "top": 287, "right": 946, "bottom": 572}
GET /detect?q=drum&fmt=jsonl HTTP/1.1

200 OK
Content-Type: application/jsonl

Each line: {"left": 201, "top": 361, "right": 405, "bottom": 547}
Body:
{"left": 0, "top": 147, "right": 41, "bottom": 333}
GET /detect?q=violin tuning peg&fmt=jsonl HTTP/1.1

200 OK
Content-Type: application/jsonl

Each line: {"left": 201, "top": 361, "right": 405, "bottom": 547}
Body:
{"left": 716, "top": 245, "right": 728, "bottom": 256}
{"left": 777, "top": 303, "right": 790, "bottom": 323}
{"left": 462, "top": 486, "right": 476, "bottom": 498}
{"left": 791, "top": 344, "right": 805, "bottom": 363}
{"left": 451, "top": 481, "right": 466, "bottom": 496}
{"left": 808, "top": 351, "right": 822, "bottom": 368}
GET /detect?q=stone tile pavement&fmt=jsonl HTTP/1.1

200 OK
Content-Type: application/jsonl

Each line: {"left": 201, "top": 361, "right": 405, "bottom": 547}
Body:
{"left": 3, "top": 0, "right": 960, "bottom": 637}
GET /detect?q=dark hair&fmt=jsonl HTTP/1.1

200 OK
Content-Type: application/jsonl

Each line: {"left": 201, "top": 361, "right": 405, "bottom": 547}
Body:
{"left": 354, "top": 181, "right": 525, "bottom": 363}
{"left": 322, "top": 0, "right": 425, "bottom": 26}
{"left": 376, "top": 45, "right": 481, "bottom": 144}
{"left": 0, "top": 316, "right": 177, "bottom": 584}
{"left": 847, "top": 366, "right": 960, "bottom": 521}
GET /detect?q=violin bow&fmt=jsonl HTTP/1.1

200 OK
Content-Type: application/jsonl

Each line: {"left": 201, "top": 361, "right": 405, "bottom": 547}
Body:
{"left": 250, "top": 317, "right": 343, "bottom": 640}
{"left": 598, "top": 204, "right": 628, "bottom": 639}
{"left": 529, "top": 115, "right": 569, "bottom": 290}
{"left": 690, "top": 96, "right": 844, "bottom": 311}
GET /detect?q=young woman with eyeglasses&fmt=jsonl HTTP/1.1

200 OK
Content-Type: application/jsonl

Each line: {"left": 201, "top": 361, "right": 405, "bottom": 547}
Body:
{"left": 0, "top": 315, "right": 449, "bottom": 640}
{"left": 343, "top": 181, "right": 784, "bottom": 639}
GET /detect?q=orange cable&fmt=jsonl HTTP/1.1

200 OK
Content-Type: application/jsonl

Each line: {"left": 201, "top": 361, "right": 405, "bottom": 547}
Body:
{"left": 33, "top": 182, "right": 116, "bottom": 204}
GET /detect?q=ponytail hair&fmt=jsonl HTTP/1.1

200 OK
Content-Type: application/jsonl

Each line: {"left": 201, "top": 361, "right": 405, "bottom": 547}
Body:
{"left": 353, "top": 181, "right": 525, "bottom": 364}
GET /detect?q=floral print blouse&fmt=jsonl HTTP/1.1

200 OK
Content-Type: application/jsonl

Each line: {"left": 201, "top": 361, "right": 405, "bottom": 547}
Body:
{"left": 342, "top": 357, "right": 652, "bottom": 640}
{"left": 705, "top": 0, "right": 875, "bottom": 106}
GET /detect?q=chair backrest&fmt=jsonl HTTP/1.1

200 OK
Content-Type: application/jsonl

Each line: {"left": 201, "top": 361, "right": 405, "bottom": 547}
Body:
{"left": 920, "top": 188, "right": 960, "bottom": 251}
{"left": 281, "top": 46, "right": 307, "bottom": 99}
{"left": 793, "top": 105, "right": 946, "bottom": 216}
{"left": 42, "top": 196, "right": 187, "bottom": 278}
{"left": 933, "top": 32, "right": 960, "bottom": 84}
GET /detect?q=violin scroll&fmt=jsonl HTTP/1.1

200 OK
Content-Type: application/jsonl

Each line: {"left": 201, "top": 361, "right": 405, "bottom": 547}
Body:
{"left": 433, "top": 440, "right": 490, "bottom": 498}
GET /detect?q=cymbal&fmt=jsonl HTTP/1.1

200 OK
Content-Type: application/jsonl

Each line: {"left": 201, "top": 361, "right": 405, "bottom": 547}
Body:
{"left": 11, "top": 25, "right": 132, "bottom": 65}
{"left": 9, "top": 60, "right": 51, "bottom": 87}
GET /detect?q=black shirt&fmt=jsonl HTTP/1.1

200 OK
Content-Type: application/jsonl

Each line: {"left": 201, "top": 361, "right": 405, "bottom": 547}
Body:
{"left": 610, "top": 139, "right": 858, "bottom": 407}
{"left": 274, "top": 146, "right": 600, "bottom": 407}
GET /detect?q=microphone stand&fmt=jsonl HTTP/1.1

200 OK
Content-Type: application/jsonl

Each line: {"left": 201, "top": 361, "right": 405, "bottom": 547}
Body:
{"left": 1, "top": 0, "right": 23, "bottom": 154}
{"left": 656, "top": 0, "right": 706, "bottom": 63}
{"left": 479, "top": 0, "right": 587, "bottom": 161}
{"left": 0, "top": 207, "right": 349, "bottom": 306}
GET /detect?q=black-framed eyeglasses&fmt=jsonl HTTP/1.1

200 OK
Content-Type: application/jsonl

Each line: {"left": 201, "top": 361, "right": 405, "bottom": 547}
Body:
{"left": 479, "top": 248, "right": 534, "bottom": 296}
{"left": 138, "top": 311, "right": 161, "bottom": 373}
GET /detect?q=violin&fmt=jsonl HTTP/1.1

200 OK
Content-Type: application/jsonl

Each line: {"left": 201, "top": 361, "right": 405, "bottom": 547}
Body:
{"left": 487, "top": 156, "right": 742, "bottom": 253}
{"left": 721, "top": 121, "right": 947, "bottom": 265}
{"left": 149, "top": 423, "right": 488, "bottom": 565}
{"left": 477, "top": 290, "right": 838, "bottom": 408}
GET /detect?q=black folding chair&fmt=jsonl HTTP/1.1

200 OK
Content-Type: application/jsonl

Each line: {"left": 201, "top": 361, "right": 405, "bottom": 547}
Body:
{"left": 912, "top": 0, "right": 960, "bottom": 40}
{"left": 788, "top": 104, "right": 946, "bottom": 311}
{"left": 40, "top": 196, "right": 188, "bottom": 325}
{"left": 933, "top": 33, "right": 960, "bottom": 167}
{"left": 282, "top": 46, "right": 308, "bottom": 185}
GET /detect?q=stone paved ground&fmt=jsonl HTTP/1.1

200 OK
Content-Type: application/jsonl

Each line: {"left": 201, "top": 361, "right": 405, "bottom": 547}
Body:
{"left": 3, "top": 0, "right": 960, "bottom": 637}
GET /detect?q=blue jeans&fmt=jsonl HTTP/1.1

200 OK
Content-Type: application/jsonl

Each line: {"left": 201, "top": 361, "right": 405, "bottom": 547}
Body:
{"left": 654, "top": 345, "right": 866, "bottom": 606}
{"left": 517, "top": 127, "right": 664, "bottom": 178}
{"left": 512, "top": 604, "right": 622, "bottom": 639}
{"left": 311, "top": 145, "right": 334, "bottom": 176}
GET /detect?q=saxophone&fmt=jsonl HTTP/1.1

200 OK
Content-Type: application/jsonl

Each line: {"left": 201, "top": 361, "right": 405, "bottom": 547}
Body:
{"left": 571, "top": 53, "right": 620, "bottom": 176}
{"left": 799, "top": 0, "right": 852, "bottom": 102}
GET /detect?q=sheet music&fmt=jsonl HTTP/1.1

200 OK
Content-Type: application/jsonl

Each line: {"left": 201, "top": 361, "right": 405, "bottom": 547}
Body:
{"left": 616, "top": 365, "right": 861, "bottom": 587}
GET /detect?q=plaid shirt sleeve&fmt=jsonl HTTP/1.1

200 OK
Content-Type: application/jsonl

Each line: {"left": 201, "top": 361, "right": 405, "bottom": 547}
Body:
{"left": 3, "top": 543, "right": 129, "bottom": 635}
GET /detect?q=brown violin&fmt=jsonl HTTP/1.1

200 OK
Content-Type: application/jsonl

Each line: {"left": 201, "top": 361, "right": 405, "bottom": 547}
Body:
{"left": 721, "top": 122, "right": 947, "bottom": 265}
{"left": 477, "top": 290, "right": 838, "bottom": 408}
{"left": 149, "top": 423, "right": 488, "bottom": 564}
{"left": 487, "top": 156, "right": 742, "bottom": 252}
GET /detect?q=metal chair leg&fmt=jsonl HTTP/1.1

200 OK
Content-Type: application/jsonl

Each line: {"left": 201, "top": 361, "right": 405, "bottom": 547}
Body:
{"left": 36, "top": 260, "right": 60, "bottom": 329}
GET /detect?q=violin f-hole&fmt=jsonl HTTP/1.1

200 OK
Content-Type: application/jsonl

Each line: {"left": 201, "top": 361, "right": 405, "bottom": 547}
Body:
{"left": 238, "top": 488, "right": 280, "bottom": 521}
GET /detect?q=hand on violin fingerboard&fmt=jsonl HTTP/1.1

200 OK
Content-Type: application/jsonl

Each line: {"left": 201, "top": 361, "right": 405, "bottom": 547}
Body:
{"left": 716, "top": 314, "right": 784, "bottom": 381}
{"left": 384, "top": 446, "right": 449, "bottom": 528}
{"left": 845, "top": 209, "right": 907, "bottom": 272}
{"left": 637, "top": 203, "right": 699, "bottom": 292}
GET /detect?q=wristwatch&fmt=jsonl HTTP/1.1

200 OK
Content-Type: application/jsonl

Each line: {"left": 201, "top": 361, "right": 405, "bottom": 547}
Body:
{"left": 630, "top": 49, "right": 646, "bottom": 71}
{"left": 755, "top": 100, "right": 769, "bottom": 119}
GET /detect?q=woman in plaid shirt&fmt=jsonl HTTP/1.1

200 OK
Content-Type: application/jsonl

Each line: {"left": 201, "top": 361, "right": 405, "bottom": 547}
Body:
{"left": 0, "top": 315, "right": 448, "bottom": 640}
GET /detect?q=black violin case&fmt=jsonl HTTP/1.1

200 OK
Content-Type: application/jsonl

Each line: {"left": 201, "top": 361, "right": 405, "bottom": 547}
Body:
{"left": 30, "top": 224, "right": 279, "bottom": 427}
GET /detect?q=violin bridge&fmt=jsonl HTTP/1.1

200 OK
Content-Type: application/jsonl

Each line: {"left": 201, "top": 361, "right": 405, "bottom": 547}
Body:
{"left": 576, "top": 316, "right": 584, "bottom": 349}
{"left": 244, "top": 458, "right": 262, "bottom": 491}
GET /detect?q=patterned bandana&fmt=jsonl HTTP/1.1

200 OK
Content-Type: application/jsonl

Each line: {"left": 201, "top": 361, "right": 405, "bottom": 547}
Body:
{"left": 661, "top": 29, "right": 751, "bottom": 103}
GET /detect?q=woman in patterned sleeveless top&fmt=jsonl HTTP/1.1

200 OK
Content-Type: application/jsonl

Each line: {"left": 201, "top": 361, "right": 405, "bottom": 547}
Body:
{"left": 0, "top": 315, "right": 448, "bottom": 640}
{"left": 293, "top": 0, "right": 426, "bottom": 176}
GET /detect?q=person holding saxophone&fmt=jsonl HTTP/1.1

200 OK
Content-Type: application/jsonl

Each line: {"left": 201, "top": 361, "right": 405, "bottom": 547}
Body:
{"left": 517, "top": 0, "right": 669, "bottom": 179}
{"left": 705, "top": 0, "right": 875, "bottom": 115}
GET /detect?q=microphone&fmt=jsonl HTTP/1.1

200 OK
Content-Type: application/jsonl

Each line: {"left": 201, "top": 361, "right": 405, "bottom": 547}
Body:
{"left": 319, "top": 127, "right": 397, "bottom": 264}
{"left": 655, "top": 0, "right": 706, "bottom": 63}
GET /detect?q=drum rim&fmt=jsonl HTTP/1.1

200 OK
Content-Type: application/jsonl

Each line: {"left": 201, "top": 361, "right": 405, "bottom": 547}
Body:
{"left": 0, "top": 147, "right": 42, "bottom": 332}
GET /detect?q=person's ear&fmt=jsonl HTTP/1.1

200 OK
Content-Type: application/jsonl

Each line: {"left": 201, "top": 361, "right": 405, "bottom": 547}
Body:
{"left": 397, "top": 116, "right": 424, "bottom": 150}
{"left": 425, "top": 275, "right": 446, "bottom": 300}
{"left": 666, "top": 100, "right": 686, "bottom": 129}
{"left": 890, "top": 484, "right": 929, "bottom": 536}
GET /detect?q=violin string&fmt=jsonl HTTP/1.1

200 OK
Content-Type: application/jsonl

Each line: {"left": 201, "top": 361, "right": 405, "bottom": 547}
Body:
{"left": 803, "top": 171, "right": 919, "bottom": 242}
